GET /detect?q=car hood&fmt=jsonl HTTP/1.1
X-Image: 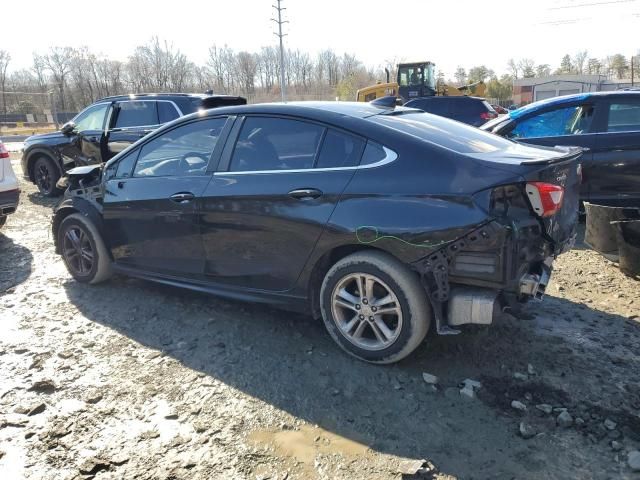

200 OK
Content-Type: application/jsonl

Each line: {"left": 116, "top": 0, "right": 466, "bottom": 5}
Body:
{"left": 25, "top": 131, "right": 66, "bottom": 143}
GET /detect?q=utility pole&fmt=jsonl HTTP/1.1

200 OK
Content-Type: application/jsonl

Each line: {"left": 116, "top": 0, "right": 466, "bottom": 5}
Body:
{"left": 272, "top": 0, "right": 288, "bottom": 102}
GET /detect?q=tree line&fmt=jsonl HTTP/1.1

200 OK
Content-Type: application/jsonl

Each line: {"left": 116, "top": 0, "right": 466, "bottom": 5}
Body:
{"left": 450, "top": 51, "right": 638, "bottom": 103}
{"left": 0, "top": 40, "right": 638, "bottom": 115}
{"left": 0, "top": 38, "right": 384, "bottom": 115}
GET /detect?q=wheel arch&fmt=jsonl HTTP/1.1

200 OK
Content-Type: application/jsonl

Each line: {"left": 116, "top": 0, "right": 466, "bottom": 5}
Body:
{"left": 307, "top": 243, "right": 407, "bottom": 319}
{"left": 53, "top": 198, "right": 106, "bottom": 255}
{"left": 25, "top": 148, "right": 62, "bottom": 183}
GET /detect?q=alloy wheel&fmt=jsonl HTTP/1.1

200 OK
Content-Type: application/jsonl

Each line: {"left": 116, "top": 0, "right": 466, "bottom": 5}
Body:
{"left": 36, "top": 163, "right": 52, "bottom": 193}
{"left": 62, "top": 226, "right": 94, "bottom": 276}
{"left": 330, "top": 273, "right": 403, "bottom": 351}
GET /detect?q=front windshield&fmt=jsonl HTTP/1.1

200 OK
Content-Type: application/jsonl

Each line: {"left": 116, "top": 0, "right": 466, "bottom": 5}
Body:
{"left": 398, "top": 64, "right": 436, "bottom": 91}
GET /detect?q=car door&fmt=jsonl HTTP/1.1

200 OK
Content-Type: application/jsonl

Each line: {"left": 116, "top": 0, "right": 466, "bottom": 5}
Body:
{"left": 199, "top": 115, "right": 365, "bottom": 292}
{"left": 502, "top": 101, "right": 598, "bottom": 200}
{"left": 59, "top": 102, "right": 111, "bottom": 167}
{"left": 589, "top": 97, "right": 640, "bottom": 205}
{"left": 105, "top": 100, "right": 167, "bottom": 160}
{"left": 102, "top": 116, "right": 231, "bottom": 277}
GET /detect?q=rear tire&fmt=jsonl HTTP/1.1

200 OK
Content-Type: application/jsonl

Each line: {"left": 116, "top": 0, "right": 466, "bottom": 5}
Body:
{"left": 320, "top": 250, "right": 431, "bottom": 364}
{"left": 33, "top": 156, "right": 62, "bottom": 197}
{"left": 58, "top": 213, "right": 112, "bottom": 284}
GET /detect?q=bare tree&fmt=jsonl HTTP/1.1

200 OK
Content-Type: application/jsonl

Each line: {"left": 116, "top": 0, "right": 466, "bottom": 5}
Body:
{"left": 43, "top": 47, "right": 74, "bottom": 111}
{"left": 573, "top": 51, "right": 588, "bottom": 74}
{"left": 0, "top": 50, "right": 11, "bottom": 115}
{"left": 506, "top": 58, "right": 519, "bottom": 79}
{"left": 518, "top": 58, "right": 536, "bottom": 78}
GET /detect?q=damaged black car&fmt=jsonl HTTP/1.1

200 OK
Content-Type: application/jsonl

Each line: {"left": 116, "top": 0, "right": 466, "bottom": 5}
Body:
{"left": 51, "top": 101, "right": 582, "bottom": 364}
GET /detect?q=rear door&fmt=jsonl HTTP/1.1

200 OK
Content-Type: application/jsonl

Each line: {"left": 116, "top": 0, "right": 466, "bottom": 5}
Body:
{"left": 503, "top": 101, "right": 598, "bottom": 200}
{"left": 589, "top": 97, "right": 640, "bottom": 205}
{"left": 102, "top": 116, "right": 231, "bottom": 277}
{"left": 105, "top": 100, "right": 181, "bottom": 160}
{"left": 199, "top": 115, "right": 365, "bottom": 291}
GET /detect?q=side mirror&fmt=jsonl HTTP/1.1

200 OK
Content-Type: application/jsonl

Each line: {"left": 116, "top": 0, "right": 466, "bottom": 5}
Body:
{"left": 61, "top": 121, "right": 76, "bottom": 135}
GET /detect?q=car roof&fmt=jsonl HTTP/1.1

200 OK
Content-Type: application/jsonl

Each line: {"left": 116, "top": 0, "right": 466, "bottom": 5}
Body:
{"left": 191, "top": 101, "right": 420, "bottom": 121}
{"left": 409, "top": 96, "right": 485, "bottom": 102}
{"left": 96, "top": 93, "right": 235, "bottom": 102}
{"left": 509, "top": 90, "right": 640, "bottom": 120}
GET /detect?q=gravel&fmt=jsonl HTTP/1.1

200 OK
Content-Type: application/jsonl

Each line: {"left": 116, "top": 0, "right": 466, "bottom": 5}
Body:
{"left": 1, "top": 155, "right": 640, "bottom": 479}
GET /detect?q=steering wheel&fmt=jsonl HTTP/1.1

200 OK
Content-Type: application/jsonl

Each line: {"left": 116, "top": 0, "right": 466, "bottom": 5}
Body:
{"left": 178, "top": 151, "right": 210, "bottom": 173}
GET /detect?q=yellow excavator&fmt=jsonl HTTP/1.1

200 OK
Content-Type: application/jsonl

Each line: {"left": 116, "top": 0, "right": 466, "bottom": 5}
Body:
{"left": 356, "top": 61, "right": 486, "bottom": 103}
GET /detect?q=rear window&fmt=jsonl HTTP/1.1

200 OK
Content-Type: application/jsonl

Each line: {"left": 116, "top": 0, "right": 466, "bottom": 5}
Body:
{"left": 370, "top": 112, "right": 514, "bottom": 154}
{"left": 158, "top": 102, "right": 181, "bottom": 123}
{"left": 408, "top": 98, "right": 449, "bottom": 116}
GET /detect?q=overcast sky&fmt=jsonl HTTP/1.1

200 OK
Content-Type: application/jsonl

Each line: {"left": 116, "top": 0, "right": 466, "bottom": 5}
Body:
{"left": 2, "top": 0, "right": 639, "bottom": 78}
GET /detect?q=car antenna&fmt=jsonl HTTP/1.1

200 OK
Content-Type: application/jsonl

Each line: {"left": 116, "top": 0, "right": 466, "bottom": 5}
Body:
{"left": 370, "top": 96, "right": 398, "bottom": 109}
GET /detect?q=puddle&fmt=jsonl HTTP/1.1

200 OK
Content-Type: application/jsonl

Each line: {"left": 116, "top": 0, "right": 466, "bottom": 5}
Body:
{"left": 249, "top": 424, "right": 369, "bottom": 465}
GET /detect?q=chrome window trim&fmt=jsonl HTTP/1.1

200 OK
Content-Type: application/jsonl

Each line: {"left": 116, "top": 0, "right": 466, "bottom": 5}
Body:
{"left": 214, "top": 146, "right": 397, "bottom": 175}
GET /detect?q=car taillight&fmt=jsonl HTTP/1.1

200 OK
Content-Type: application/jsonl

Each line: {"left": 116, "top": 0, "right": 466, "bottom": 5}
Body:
{"left": 525, "top": 182, "right": 564, "bottom": 217}
{"left": 0, "top": 144, "right": 9, "bottom": 159}
{"left": 480, "top": 112, "right": 497, "bottom": 120}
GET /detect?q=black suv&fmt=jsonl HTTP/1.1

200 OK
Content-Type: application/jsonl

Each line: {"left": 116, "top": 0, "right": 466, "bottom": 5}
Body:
{"left": 22, "top": 93, "right": 246, "bottom": 196}
{"left": 404, "top": 96, "right": 498, "bottom": 126}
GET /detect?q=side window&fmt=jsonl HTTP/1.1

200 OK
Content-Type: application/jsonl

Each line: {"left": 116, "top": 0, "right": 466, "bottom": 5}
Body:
{"left": 229, "top": 117, "right": 324, "bottom": 172}
{"left": 114, "top": 149, "right": 139, "bottom": 178}
{"left": 158, "top": 102, "right": 181, "bottom": 124}
{"left": 508, "top": 105, "right": 593, "bottom": 139}
{"left": 316, "top": 130, "right": 365, "bottom": 169}
{"left": 607, "top": 102, "right": 640, "bottom": 133}
{"left": 73, "top": 103, "right": 109, "bottom": 132}
{"left": 133, "top": 118, "right": 227, "bottom": 177}
{"left": 115, "top": 101, "right": 158, "bottom": 128}
{"left": 360, "top": 141, "right": 388, "bottom": 166}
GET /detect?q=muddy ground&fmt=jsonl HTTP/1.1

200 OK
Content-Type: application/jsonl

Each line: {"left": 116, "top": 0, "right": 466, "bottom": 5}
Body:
{"left": 1, "top": 154, "right": 639, "bottom": 480}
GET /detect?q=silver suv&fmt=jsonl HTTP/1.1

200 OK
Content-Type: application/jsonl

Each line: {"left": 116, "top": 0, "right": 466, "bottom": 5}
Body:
{"left": 0, "top": 141, "right": 20, "bottom": 229}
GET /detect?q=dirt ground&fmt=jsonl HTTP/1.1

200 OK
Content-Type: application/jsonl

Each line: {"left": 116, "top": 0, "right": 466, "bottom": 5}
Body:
{"left": 1, "top": 154, "right": 639, "bottom": 480}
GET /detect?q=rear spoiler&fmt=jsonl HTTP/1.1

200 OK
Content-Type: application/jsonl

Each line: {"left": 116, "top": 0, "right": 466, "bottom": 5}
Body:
{"left": 201, "top": 96, "right": 247, "bottom": 109}
{"left": 517, "top": 145, "right": 584, "bottom": 165}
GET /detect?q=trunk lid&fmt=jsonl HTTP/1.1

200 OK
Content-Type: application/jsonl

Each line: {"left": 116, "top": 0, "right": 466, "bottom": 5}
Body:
{"left": 471, "top": 145, "right": 582, "bottom": 249}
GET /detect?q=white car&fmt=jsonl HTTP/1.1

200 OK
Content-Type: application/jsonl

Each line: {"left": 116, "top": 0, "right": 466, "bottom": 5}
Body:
{"left": 0, "top": 141, "right": 20, "bottom": 229}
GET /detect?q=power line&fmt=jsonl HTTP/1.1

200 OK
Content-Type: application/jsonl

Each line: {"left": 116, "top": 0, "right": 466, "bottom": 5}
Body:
{"left": 549, "top": 0, "right": 637, "bottom": 10}
{"left": 271, "top": 0, "right": 288, "bottom": 102}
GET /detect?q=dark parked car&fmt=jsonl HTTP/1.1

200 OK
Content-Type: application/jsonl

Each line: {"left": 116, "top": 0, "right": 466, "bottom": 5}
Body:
{"left": 481, "top": 91, "right": 640, "bottom": 206}
{"left": 491, "top": 104, "right": 509, "bottom": 115}
{"left": 22, "top": 93, "right": 246, "bottom": 196}
{"left": 52, "top": 101, "right": 580, "bottom": 364}
{"left": 404, "top": 96, "right": 498, "bottom": 126}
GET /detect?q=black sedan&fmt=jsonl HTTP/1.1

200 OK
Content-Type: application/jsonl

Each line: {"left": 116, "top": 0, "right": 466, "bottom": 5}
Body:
{"left": 52, "top": 101, "right": 581, "bottom": 364}
{"left": 481, "top": 91, "right": 640, "bottom": 207}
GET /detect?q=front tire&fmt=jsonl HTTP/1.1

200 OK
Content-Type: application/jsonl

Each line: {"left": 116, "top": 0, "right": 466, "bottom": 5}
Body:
{"left": 33, "top": 156, "right": 62, "bottom": 197}
{"left": 58, "top": 213, "right": 112, "bottom": 284}
{"left": 0, "top": 216, "right": 6, "bottom": 229}
{"left": 320, "top": 251, "right": 431, "bottom": 364}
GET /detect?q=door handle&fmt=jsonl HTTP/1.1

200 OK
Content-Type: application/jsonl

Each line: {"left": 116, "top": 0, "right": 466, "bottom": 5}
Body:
{"left": 288, "top": 188, "right": 323, "bottom": 200}
{"left": 87, "top": 136, "right": 98, "bottom": 142}
{"left": 170, "top": 192, "right": 195, "bottom": 203}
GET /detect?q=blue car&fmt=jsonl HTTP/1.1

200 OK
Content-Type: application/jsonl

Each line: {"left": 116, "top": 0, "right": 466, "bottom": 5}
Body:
{"left": 481, "top": 91, "right": 640, "bottom": 207}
